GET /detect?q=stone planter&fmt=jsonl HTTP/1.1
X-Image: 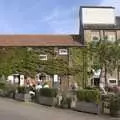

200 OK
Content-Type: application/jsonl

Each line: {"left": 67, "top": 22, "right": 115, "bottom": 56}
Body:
{"left": 0, "top": 90, "right": 6, "bottom": 97}
{"left": 73, "top": 101, "right": 100, "bottom": 114}
{"left": 110, "top": 110, "right": 120, "bottom": 117}
{"left": 38, "top": 96, "right": 56, "bottom": 106}
{"left": 15, "top": 93, "right": 31, "bottom": 102}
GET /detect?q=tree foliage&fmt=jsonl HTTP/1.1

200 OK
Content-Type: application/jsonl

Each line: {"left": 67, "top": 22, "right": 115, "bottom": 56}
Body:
{"left": 88, "top": 39, "right": 120, "bottom": 85}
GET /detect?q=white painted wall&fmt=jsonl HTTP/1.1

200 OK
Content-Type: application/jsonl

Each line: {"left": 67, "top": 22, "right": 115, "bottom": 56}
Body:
{"left": 20, "top": 75, "right": 24, "bottom": 86}
{"left": 7, "top": 75, "right": 14, "bottom": 84}
{"left": 54, "top": 75, "right": 58, "bottom": 82}
{"left": 82, "top": 8, "right": 115, "bottom": 24}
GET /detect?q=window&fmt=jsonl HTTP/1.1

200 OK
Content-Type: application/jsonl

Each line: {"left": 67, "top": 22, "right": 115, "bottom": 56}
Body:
{"left": 59, "top": 49, "right": 68, "bottom": 55}
{"left": 105, "top": 31, "right": 116, "bottom": 42}
{"left": 107, "top": 34, "right": 116, "bottom": 42}
{"left": 39, "top": 54, "right": 47, "bottom": 60}
{"left": 27, "top": 47, "right": 33, "bottom": 51}
{"left": 109, "top": 80, "right": 116, "bottom": 83}
{"left": 92, "top": 36, "right": 99, "bottom": 41}
{"left": 108, "top": 79, "right": 118, "bottom": 86}
{"left": 91, "top": 31, "right": 100, "bottom": 41}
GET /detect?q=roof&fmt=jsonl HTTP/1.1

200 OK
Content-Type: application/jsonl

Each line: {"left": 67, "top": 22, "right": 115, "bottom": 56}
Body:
{"left": 0, "top": 35, "right": 82, "bottom": 47}
{"left": 83, "top": 24, "right": 120, "bottom": 30}
{"left": 116, "top": 16, "right": 120, "bottom": 27}
{"left": 80, "top": 6, "right": 114, "bottom": 9}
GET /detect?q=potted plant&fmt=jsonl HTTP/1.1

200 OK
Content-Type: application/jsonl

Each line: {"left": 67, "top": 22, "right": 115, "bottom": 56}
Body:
{"left": 73, "top": 89, "right": 101, "bottom": 114}
{"left": 0, "top": 82, "right": 6, "bottom": 97}
{"left": 110, "top": 94, "right": 120, "bottom": 117}
{"left": 38, "top": 88, "right": 57, "bottom": 106}
{"left": 5, "top": 84, "right": 17, "bottom": 98}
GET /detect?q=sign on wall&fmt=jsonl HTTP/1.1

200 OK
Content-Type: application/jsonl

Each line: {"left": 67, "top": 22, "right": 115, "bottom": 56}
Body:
{"left": 81, "top": 7, "right": 115, "bottom": 25}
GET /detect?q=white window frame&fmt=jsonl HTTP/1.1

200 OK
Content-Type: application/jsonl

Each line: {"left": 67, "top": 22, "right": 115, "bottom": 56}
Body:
{"left": 107, "top": 34, "right": 116, "bottom": 42}
{"left": 27, "top": 47, "right": 33, "bottom": 51}
{"left": 59, "top": 49, "right": 68, "bottom": 55}
{"left": 39, "top": 54, "right": 47, "bottom": 60}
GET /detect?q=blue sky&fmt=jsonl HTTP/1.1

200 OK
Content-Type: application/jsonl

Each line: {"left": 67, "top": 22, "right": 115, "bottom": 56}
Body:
{"left": 0, "top": 0, "right": 120, "bottom": 34}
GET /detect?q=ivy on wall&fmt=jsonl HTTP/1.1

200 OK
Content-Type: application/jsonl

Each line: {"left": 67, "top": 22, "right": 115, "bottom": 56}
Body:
{"left": 0, "top": 47, "right": 79, "bottom": 80}
{"left": 69, "top": 47, "right": 88, "bottom": 88}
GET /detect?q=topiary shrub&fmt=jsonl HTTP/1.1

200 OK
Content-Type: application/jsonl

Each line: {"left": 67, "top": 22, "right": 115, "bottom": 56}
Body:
{"left": 0, "top": 82, "right": 6, "bottom": 96}
{"left": 40, "top": 88, "right": 57, "bottom": 97}
{"left": 17, "top": 86, "right": 26, "bottom": 94}
{"left": 77, "top": 89, "right": 100, "bottom": 104}
{"left": 4, "top": 84, "right": 17, "bottom": 98}
{"left": 0, "top": 82, "right": 6, "bottom": 90}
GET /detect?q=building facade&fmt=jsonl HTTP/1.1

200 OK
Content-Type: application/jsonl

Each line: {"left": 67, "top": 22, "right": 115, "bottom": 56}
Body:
{"left": 80, "top": 6, "right": 120, "bottom": 87}
{"left": 0, "top": 35, "right": 82, "bottom": 90}
{"left": 1, "top": 6, "right": 120, "bottom": 89}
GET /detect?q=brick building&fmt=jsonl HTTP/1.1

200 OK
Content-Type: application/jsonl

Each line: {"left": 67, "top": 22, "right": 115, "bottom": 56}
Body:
{"left": 1, "top": 6, "right": 120, "bottom": 89}
{"left": 0, "top": 35, "right": 82, "bottom": 89}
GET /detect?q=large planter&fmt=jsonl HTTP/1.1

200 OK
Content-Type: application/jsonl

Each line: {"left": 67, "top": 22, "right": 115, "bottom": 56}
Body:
{"left": 15, "top": 93, "right": 31, "bottom": 102}
{"left": 73, "top": 101, "right": 100, "bottom": 114}
{"left": 110, "top": 110, "right": 120, "bottom": 117}
{"left": 38, "top": 96, "right": 56, "bottom": 106}
{"left": 110, "top": 94, "right": 120, "bottom": 117}
{"left": 0, "top": 89, "right": 6, "bottom": 97}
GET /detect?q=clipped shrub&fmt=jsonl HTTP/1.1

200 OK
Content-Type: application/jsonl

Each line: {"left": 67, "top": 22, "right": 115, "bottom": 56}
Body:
{"left": 0, "top": 82, "right": 6, "bottom": 90}
{"left": 77, "top": 89, "right": 100, "bottom": 104}
{"left": 5, "top": 84, "right": 17, "bottom": 97}
{"left": 40, "top": 88, "right": 57, "bottom": 97}
{"left": 85, "top": 86, "right": 98, "bottom": 90}
{"left": 17, "top": 86, "right": 26, "bottom": 94}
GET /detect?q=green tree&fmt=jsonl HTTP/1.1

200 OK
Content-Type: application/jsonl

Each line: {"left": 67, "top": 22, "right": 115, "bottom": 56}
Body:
{"left": 88, "top": 39, "right": 120, "bottom": 86}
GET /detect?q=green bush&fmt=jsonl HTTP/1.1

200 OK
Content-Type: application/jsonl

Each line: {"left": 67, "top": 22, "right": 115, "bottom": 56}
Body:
{"left": 40, "top": 88, "right": 57, "bottom": 97}
{"left": 0, "top": 83, "right": 17, "bottom": 97}
{"left": 17, "top": 86, "right": 26, "bottom": 94}
{"left": 5, "top": 84, "right": 17, "bottom": 97}
{"left": 110, "top": 94, "right": 120, "bottom": 117}
{"left": 77, "top": 89, "right": 100, "bottom": 104}
{"left": 85, "top": 86, "right": 98, "bottom": 90}
{"left": 0, "top": 82, "right": 6, "bottom": 90}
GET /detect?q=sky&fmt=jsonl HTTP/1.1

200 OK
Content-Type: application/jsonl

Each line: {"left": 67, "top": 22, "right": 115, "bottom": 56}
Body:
{"left": 0, "top": 0, "right": 120, "bottom": 34}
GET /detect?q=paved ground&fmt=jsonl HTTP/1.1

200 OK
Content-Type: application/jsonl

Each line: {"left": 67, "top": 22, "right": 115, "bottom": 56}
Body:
{"left": 0, "top": 97, "right": 119, "bottom": 120}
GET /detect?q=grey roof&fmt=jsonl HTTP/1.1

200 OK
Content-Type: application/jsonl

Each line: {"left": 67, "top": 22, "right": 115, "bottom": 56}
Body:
{"left": 83, "top": 24, "right": 117, "bottom": 30}
{"left": 116, "top": 16, "right": 120, "bottom": 27}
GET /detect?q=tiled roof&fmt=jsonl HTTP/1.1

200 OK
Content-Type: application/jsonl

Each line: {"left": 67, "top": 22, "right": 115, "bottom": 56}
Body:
{"left": 0, "top": 35, "right": 82, "bottom": 47}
